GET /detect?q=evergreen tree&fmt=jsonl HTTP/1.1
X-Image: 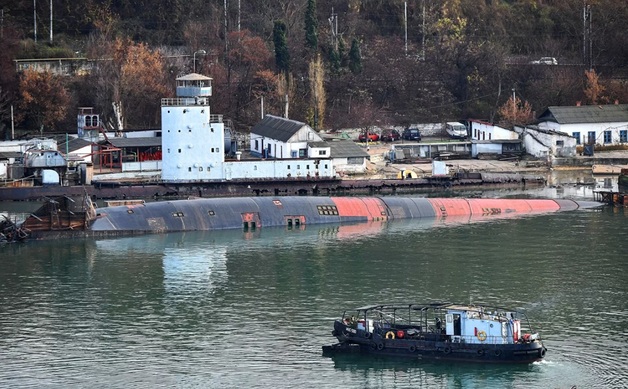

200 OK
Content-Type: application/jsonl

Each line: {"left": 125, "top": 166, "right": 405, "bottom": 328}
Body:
{"left": 337, "top": 37, "right": 347, "bottom": 67}
{"left": 304, "top": 0, "right": 318, "bottom": 51}
{"left": 348, "top": 38, "right": 362, "bottom": 74}
{"left": 328, "top": 47, "right": 340, "bottom": 74}
{"left": 273, "top": 21, "right": 290, "bottom": 73}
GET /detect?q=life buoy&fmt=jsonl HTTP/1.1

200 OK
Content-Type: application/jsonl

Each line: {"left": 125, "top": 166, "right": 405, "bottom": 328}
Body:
{"left": 477, "top": 330, "right": 487, "bottom": 342}
{"left": 385, "top": 331, "right": 396, "bottom": 340}
{"left": 396, "top": 330, "right": 405, "bottom": 339}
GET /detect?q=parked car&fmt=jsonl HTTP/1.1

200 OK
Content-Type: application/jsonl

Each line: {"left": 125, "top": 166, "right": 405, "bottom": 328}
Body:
{"left": 530, "top": 57, "right": 558, "bottom": 65}
{"left": 380, "top": 129, "right": 401, "bottom": 142}
{"left": 402, "top": 128, "right": 422, "bottom": 141}
{"left": 358, "top": 131, "right": 379, "bottom": 142}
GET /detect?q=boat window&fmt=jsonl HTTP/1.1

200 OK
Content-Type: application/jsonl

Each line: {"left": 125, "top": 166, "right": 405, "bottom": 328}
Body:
{"left": 317, "top": 205, "right": 339, "bottom": 215}
{"left": 208, "top": 210, "right": 215, "bottom": 216}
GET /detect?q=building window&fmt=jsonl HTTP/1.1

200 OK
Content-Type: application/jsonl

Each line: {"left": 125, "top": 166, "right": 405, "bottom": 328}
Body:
{"left": 556, "top": 140, "right": 564, "bottom": 146}
{"left": 325, "top": 164, "right": 328, "bottom": 169}
{"left": 199, "top": 167, "right": 203, "bottom": 171}
{"left": 167, "top": 148, "right": 170, "bottom": 153}
{"left": 188, "top": 167, "right": 192, "bottom": 172}
{"left": 254, "top": 165, "right": 258, "bottom": 170}
{"left": 572, "top": 132, "right": 581, "bottom": 145}
{"left": 588, "top": 131, "right": 596, "bottom": 144}
{"left": 178, "top": 148, "right": 182, "bottom": 153}
{"left": 211, "top": 148, "right": 215, "bottom": 152}
{"left": 287, "top": 165, "right": 291, "bottom": 169}
{"left": 255, "top": 140, "right": 259, "bottom": 150}
{"left": 297, "top": 165, "right": 301, "bottom": 169}
{"left": 620, "top": 130, "right": 627, "bottom": 143}
{"left": 604, "top": 130, "right": 612, "bottom": 144}
{"left": 320, "top": 150, "right": 327, "bottom": 156}
{"left": 306, "top": 165, "right": 310, "bottom": 169}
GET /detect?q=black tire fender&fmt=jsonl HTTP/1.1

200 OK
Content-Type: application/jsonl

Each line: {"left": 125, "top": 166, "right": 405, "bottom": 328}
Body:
{"left": 443, "top": 347, "right": 451, "bottom": 354}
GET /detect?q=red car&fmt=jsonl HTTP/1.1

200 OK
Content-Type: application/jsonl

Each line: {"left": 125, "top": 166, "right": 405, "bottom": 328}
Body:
{"left": 358, "top": 131, "right": 379, "bottom": 142}
{"left": 380, "top": 129, "right": 401, "bottom": 142}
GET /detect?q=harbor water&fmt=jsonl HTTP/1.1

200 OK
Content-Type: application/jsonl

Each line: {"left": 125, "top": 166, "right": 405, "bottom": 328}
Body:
{"left": 1, "top": 193, "right": 627, "bottom": 388}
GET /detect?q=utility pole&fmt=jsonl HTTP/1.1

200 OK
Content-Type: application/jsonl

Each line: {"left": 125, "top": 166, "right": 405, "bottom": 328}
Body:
{"left": 237, "top": 0, "right": 240, "bottom": 32}
{"left": 33, "top": 0, "right": 37, "bottom": 43}
{"left": 404, "top": 2, "right": 408, "bottom": 55}
{"left": 11, "top": 105, "right": 15, "bottom": 140}
{"left": 512, "top": 88, "right": 516, "bottom": 121}
{"left": 224, "top": 0, "right": 228, "bottom": 55}
{"left": 421, "top": 0, "right": 426, "bottom": 60}
{"left": 583, "top": 2, "right": 592, "bottom": 70}
{"left": 329, "top": 8, "right": 338, "bottom": 50}
{"left": 49, "top": 0, "right": 52, "bottom": 43}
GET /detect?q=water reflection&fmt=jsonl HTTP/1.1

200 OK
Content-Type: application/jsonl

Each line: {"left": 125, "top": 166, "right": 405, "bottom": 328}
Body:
{"left": 327, "top": 353, "right": 539, "bottom": 388}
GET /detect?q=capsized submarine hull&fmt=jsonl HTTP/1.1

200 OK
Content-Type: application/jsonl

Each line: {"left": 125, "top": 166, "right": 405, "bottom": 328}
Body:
{"left": 86, "top": 196, "right": 600, "bottom": 235}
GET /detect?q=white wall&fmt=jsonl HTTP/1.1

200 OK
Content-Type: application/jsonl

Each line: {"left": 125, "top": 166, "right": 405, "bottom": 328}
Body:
{"left": 333, "top": 157, "right": 366, "bottom": 174}
{"left": 470, "top": 121, "right": 518, "bottom": 141}
{"left": 540, "top": 121, "right": 628, "bottom": 145}
{"left": 161, "top": 103, "right": 225, "bottom": 181}
{"left": 472, "top": 143, "right": 503, "bottom": 157}
{"left": 523, "top": 129, "right": 577, "bottom": 158}
{"left": 122, "top": 161, "right": 162, "bottom": 172}
{"left": 222, "top": 159, "right": 334, "bottom": 180}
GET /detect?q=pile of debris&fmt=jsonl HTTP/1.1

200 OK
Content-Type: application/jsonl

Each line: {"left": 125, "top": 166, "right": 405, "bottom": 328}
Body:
{"left": 0, "top": 216, "right": 30, "bottom": 243}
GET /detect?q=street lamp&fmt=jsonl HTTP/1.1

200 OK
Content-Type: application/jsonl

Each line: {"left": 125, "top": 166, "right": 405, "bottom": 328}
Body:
{"left": 193, "top": 50, "right": 207, "bottom": 73}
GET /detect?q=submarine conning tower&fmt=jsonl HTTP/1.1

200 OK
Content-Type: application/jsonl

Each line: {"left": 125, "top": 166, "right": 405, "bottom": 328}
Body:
{"left": 161, "top": 73, "right": 225, "bottom": 182}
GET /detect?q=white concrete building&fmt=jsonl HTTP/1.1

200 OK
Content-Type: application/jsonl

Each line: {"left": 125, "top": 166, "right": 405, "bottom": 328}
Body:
{"left": 161, "top": 75, "right": 335, "bottom": 182}
{"left": 161, "top": 74, "right": 225, "bottom": 181}
{"left": 514, "top": 125, "right": 577, "bottom": 158}
{"left": 469, "top": 120, "right": 518, "bottom": 141}
{"left": 250, "top": 115, "right": 325, "bottom": 158}
{"left": 537, "top": 104, "right": 628, "bottom": 146}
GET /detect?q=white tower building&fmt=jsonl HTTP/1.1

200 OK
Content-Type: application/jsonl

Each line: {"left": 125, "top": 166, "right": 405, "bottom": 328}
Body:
{"left": 161, "top": 74, "right": 225, "bottom": 181}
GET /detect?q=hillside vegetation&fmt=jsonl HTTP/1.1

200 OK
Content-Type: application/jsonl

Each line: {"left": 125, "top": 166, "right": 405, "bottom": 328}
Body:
{"left": 0, "top": 0, "right": 626, "bottom": 137}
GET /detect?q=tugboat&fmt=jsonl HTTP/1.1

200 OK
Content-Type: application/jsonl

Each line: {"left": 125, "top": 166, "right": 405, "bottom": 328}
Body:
{"left": 322, "top": 302, "right": 547, "bottom": 364}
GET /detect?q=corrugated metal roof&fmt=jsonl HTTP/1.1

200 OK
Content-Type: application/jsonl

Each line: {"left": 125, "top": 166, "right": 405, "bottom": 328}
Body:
{"left": 56, "top": 137, "right": 93, "bottom": 153}
{"left": 106, "top": 137, "right": 162, "bottom": 148}
{"left": 326, "top": 140, "right": 370, "bottom": 158}
{"left": 0, "top": 151, "right": 21, "bottom": 159}
{"left": 538, "top": 104, "right": 628, "bottom": 124}
{"left": 251, "top": 115, "right": 310, "bottom": 142}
